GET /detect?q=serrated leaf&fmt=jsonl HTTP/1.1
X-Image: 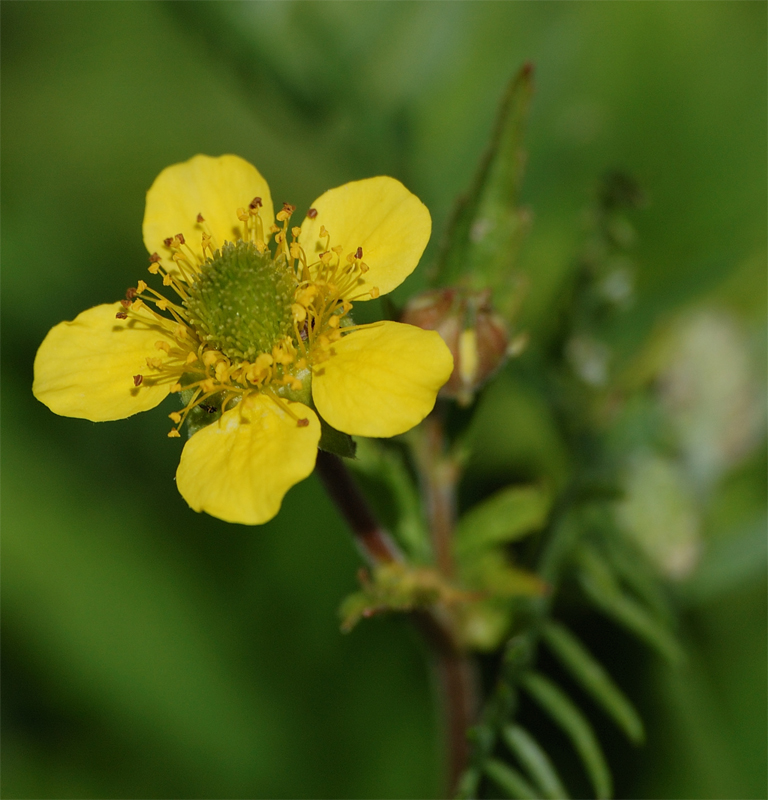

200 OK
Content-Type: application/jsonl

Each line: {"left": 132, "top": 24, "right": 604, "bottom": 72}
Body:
{"left": 577, "top": 545, "right": 684, "bottom": 665}
{"left": 520, "top": 671, "right": 612, "bottom": 800}
{"left": 484, "top": 758, "right": 540, "bottom": 800}
{"left": 542, "top": 620, "right": 645, "bottom": 744}
{"left": 502, "top": 724, "right": 570, "bottom": 800}
{"left": 432, "top": 63, "right": 534, "bottom": 304}
{"left": 455, "top": 484, "right": 552, "bottom": 557}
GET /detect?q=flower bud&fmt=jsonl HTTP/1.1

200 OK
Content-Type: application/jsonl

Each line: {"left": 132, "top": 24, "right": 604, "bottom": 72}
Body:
{"left": 401, "top": 288, "right": 510, "bottom": 406}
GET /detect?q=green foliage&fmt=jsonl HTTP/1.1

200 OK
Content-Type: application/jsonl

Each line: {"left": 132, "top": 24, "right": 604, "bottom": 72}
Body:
{"left": 501, "top": 724, "right": 570, "bottom": 800}
{"left": 454, "top": 484, "right": 552, "bottom": 557}
{"left": 484, "top": 758, "right": 539, "bottom": 800}
{"left": 432, "top": 63, "right": 533, "bottom": 315}
{"left": 575, "top": 544, "right": 684, "bottom": 665}
{"left": 520, "top": 671, "right": 612, "bottom": 800}
{"left": 541, "top": 621, "right": 644, "bottom": 744}
{"left": 4, "top": 3, "right": 765, "bottom": 800}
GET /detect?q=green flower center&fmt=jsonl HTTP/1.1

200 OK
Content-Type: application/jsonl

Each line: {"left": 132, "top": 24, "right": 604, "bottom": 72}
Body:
{"left": 184, "top": 240, "right": 296, "bottom": 362}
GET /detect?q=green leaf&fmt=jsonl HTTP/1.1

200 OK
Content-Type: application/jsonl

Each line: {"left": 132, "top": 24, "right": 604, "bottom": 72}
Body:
{"left": 520, "top": 671, "right": 612, "bottom": 800}
{"left": 541, "top": 620, "right": 645, "bottom": 744}
{"left": 484, "top": 758, "right": 540, "bottom": 800}
{"left": 462, "top": 550, "right": 548, "bottom": 598}
{"left": 576, "top": 545, "right": 684, "bottom": 665}
{"left": 455, "top": 484, "right": 552, "bottom": 557}
{"left": 431, "top": 63, "right": 534, "bottom": 307}
{"left": 318, "top": 417, "right": 356, "bottom": 459}
{"left": 502, "top": 724, "right": 570, "bottom": 800}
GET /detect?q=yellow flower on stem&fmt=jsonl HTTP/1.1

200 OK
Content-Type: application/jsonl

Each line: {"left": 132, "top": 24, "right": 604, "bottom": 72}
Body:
{"left": 33, "top": 155, "right": 453, "bottom": 525}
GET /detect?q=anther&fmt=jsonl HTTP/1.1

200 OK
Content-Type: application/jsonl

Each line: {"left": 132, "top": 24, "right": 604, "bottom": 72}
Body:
{"left": 297, "top": 418, "right": 310, "bottom": 428}
{"left": 355, "top": 247, "right": 363, "bottom": 259}
{"left": 121, "top": 299, "right": 132, "bottom": 308}
{"left": 126, "top": 287, "right": 138, "bottom": 299}
{"left": 276, "top": 202, "right": 296, "bottom": 221}
{"left": 163, "top": 237, "right": 173, "bottom": 247}
{"left": 137, "top": 280, "right": 147, "bottom": 293}
{"left": 307, "top": 208, "right": 318, "bottom": 219}
{"left": 149, "top": 253, "right": 161, "bottom": 263}
{"left": 168, "top": 429, "right": 181, "bottom": 438}
{"left": 176, "top": 233, "right": 186, "bottom": 245}
{"left": 116, "top": 311, "right": 128, "bottom": 319}
{"left": 169, "top": 412, "right": 182, "bottom": 423}
{"left": 249, "top": 197, "right": 263, "bottom": 209}
{"left": 196, "top": 213, "right": 205, "bottom": 223}
{"left": 133, "top": 374, "right": 144, "bottom": 386}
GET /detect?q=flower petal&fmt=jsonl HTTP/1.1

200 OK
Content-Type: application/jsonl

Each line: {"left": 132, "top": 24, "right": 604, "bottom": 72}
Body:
{"left": 300, "top": 176, "right": 431, "bottom": 299}
{"left": 33, "top": 303, "right": 174, "bottom": 421}
{"left": 143, "top": 154, "right": 274, "bottom": 275}
{"left": 176, "top": 394, "right": 321, "bottom": 525}
{"left": 312, "top": 321, "right": 453, "bottom": 437}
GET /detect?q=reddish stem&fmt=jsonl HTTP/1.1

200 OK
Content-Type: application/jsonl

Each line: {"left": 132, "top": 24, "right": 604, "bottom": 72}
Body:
{"left": 316, "top": 448, "right": 477, "bottom": 797}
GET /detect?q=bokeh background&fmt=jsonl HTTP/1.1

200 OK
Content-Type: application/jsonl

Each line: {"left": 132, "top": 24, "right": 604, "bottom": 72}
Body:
{"left": 2, "top": 2, "right": 765, "bottom": 798}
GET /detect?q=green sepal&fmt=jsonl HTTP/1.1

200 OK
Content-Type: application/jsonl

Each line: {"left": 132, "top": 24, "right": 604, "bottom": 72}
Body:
{"left": 318, "top": 417, "right": 356, "bottom": 459}
{"left": 431, "top": 62, "right": 534, "bottom": 311}
{"left": 179, "top": 387, "right": 223, "bottom": 438}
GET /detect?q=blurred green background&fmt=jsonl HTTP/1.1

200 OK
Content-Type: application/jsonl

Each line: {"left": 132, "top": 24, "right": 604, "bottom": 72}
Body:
{"left": 2, "top": 2, "right": 765, "bottom": 798}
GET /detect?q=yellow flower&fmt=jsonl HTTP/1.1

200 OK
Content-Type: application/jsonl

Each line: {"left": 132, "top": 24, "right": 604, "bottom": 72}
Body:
{"left": 33, "top": 155, "right": 453, "bottom": 525}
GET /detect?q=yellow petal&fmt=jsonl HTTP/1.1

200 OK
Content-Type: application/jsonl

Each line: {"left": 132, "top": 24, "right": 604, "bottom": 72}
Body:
{"left": 300, "top": 176, "right": 431, "bottom": 299}
{"left": 176, "top": 393, "right": 321, "bottom": 525}
{"left": 143, "top": 154, "right": 274, "bottom": 274}
{"left": 312, "top": 321, "right": 453, "bottom": 437}
{"left": 33, "top": 303, "right": 174, "bottom": 421}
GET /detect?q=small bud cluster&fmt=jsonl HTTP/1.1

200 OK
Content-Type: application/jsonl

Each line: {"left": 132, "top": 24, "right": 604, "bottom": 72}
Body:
{"left": 401, "top": 288, "right": 510, "bottom": 406}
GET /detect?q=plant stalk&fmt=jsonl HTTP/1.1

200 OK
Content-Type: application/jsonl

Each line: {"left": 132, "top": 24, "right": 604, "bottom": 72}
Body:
{"left": 315, "top": 449, "right": 478, "bottom": 797}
